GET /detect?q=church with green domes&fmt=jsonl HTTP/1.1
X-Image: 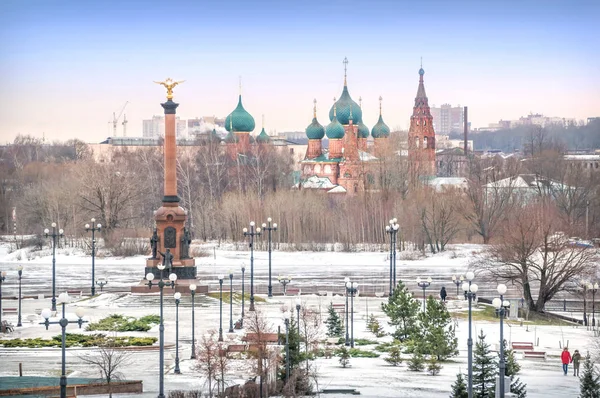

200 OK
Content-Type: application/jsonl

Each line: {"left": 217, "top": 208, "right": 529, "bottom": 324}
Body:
{"left": 301, "top": 58, "right": 391, "bottom": 194}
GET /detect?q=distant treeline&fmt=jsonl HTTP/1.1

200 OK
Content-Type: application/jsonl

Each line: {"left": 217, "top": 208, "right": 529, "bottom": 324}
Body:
{"left": 450, "top": 120, "right": 600, "bottom": 152}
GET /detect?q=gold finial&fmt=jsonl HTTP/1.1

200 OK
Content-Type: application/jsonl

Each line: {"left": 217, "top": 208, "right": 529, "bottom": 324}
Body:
{"left": 154, "top": 78, "right": 185, "bottom": 100}
{"left": 343, "top": 57, "right": 348, "bottom": 86}
{"left": 313, "top": 98, "right": 317, "bottom": 119}
{"left": 333, "top": 97, "right": 337, "bottom": 118}
{"left": 359, "top": 96, "right": 362, "bottom": 109}
{"left": 420, "top": 56, "right": 423, "bottom": 68}
{"left": 239, "top": 76, "right": 242, "bottom": 96}
{"left": 262, "top": 114, "right": 265, "bottom": 129}
{"left": 379, "top": 96, "right": 383, "bottom": 115}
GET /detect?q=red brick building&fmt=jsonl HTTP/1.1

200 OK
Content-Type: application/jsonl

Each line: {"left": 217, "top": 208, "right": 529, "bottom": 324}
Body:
{"left": 408, "top": 66, "right": 437, "bottom": 178}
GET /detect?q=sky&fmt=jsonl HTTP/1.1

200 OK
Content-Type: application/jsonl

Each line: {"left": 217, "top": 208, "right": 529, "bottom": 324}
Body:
{"left": 0, "top": 0, "right": 599, "bottom": 143}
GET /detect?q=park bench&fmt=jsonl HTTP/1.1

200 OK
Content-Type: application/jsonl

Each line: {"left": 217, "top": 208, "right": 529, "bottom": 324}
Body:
{"left": 2, "top": 307, "right": 17, "bottom": 315}
{"left": 523, "top": 350, "right": 546, "bottom": 359}
{"left": 321, "top": 388, "right": 360, "bottom": 395}
{"left": 512, "top": 342, "right": 534, "bottom": 351}
{"left": 227, "top": 344, "right": 247, "bottom": 353}
{"left": 66, "top": 290, "right": 82, "bottom": 298}
{"left": 286, "top": 287, "right": 301, "bottom": 296}
{"left": 374, "top": 292, "right": 385, "bottom": 298}
{"left": 242, "top": 332, "right": 280, "bottom": 344}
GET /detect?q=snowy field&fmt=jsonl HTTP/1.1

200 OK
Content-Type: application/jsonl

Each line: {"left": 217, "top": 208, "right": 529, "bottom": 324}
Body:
{"left": 0, "top": 241, "right": 594, "bottom": 397}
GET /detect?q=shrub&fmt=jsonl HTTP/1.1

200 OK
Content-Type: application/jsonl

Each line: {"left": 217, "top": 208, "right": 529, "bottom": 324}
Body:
{"left": 86, "top": 314, "right": 159, "bottom": 332}
{"left": 408, "top": 352, "right": 425, "bottom": 371}
{"left": 0, "top": 334, "right": 157, "bottom": 348}
{"left": 190, "top": 246, "right": 210, "bottom": 257}
{"left": 384, "top": 344, "right": 403, "bottom": 366}
{"left": 427, "top": 356, "right": 442, "bottom": 375}
{"left": 338, "top": 346, "right": 351, "bottom": 368}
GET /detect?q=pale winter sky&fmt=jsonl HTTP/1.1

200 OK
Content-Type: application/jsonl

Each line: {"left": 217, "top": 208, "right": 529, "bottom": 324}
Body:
{"left": 0, "top": 0, "right": 599, "bottom": 143}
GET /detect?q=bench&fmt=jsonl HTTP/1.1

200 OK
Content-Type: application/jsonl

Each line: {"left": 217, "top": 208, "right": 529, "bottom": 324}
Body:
{"left": 375, "top": 292, "right": 385, "bottom": 298}
{"left": 322, "top": 388, "right": 360, "bottom": 395}
{"left": 332, "top": 304, "right": 346, "bottom": 315}
{"left": 512, "top": 342, "right": 534, "bottom": 351}
{"left": 67, "top": 290, "right": 82, "bottom": 298}
{"left": 286, "top": 288, "right": 301, "bottom": 296}
{"left": 523, "top": 350, "right": 546, "bottom": 359}
{"left": 2, "top": 307, "right": 17, "bottom": 315}
{"left": 227, "top": 344, "right": 247, "bottom": 353}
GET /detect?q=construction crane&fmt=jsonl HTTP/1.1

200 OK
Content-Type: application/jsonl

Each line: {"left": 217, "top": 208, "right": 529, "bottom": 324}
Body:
{"left": 122, "top": 114, "right": 128, "bottom": 137}
{"left": 109, "top": 101, "right": 129, "bottom": 137}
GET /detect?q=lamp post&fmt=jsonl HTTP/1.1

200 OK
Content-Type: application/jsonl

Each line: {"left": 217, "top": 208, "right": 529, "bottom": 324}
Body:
{"left": 416, "top": 277, "right": 432, "bottom": 312}
{"left": 581, "top": 280, "right": 589, "bottom": 327}
{"left": 44, "top": 223, "right": 64, "bottom": 311}
{"left": 278, "top": 275, "right": 292, "bottom": 295}
{"left": 17, "top": 266, "right": 23, "bottom": 327}
{"left": 591, "top": 283, "right": 598, "bottom": 327}
{"left": 345, "top": 281, "right": 358, "bottom": 348}
{"left": 96, "top": 277, "right": 108, "bottom": 292}
{"left": 493, "top": 284, "right": 510, "bottom": 398}
{"left": 295, "top": 297, "right": 301, "bottom": 335}
{"left": 218, "top": 274, "right": 224, "bottom": 342}
{"left": 40, "top": 293, "right": 87, "bottom": 398}
{"left": 0, "top": 271, "right": 6, "bottom": 330}
{"left": 240, "top": 264, "right": 246, "bottom": 327}
{"left": 243, "top": 222, "right": 261, "bottom": 311}
{"left": 229, "top": 271, "right": 234, "bottom": 333}
{"left": 84, "top": 219, "right": 102, "bottom": 296}
{"left": 462, "top": 272, "right": 478, "bottom": 398}
{"left": 174, "top": 292, "right": 181, "bottom": 374}
{"left": 262, "top": 218, "right": 278, "bottom": 298}
{"left": 284, "top": 311, "right": 290, "bottom": 384}
{"left": 452, "top": 275, "right": 464, "bottom": 296}
{"left": 385, "top": 218, "right": 399, "bottom": 295}
{"left": 190, "top": 284, "right": 197, "bottom": 359}
{"left": 344, "top": 276, "right": 350, "bottom": 346}
{"left": 145, "top": 264, "right": 177, "bottom": 398}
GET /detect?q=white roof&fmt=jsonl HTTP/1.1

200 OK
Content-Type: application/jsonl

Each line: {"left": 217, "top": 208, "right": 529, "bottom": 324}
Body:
{"left": 359, "top": 150, "right": 378, "bottom": 162}
{"left": 327, "top": 186, "right": 347, "bottom": 194}
{"left": 564, "top": 155, "right": 600, "bottom": 161}
{"left": 302, "top": 176, "right": 335, "bottom": 189}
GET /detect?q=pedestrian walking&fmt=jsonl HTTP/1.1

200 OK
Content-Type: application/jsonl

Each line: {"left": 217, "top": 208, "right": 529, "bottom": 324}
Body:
{"left": 440, "top": 287, "right": 447, "bottom": 302}
{"left": 572, "top": 349, "right": 582, "bottom": 376}
{"left": 561, "top": 347, "right": 572, "bottom": 375}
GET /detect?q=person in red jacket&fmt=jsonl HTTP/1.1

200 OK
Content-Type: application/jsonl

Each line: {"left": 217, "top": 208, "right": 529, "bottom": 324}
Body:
{"left": 561, "top": 347, "right": 572, "bottom": 375}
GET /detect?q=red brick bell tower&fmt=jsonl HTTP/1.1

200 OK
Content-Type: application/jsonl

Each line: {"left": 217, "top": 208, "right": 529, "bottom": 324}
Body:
{"left": 408, "top": 64, "right": 436, "bottom": 178}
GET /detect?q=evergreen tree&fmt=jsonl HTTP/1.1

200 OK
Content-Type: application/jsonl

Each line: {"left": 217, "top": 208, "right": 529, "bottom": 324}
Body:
{"left": 338, "top": 346, "right": 351, "bottom": 368}
{"left": 472, "top": 330, "right": 497, "bottom": 398}
{"left": 449, "top": 373, "right": 468, "bottom": 398}
{"left": 417, "top": 296, "right": 458, "bottom": 360}
{"left": 384, "top": 343, "right": 403, "bottom": 366}
{"left": 490, "top": 340, "right": 527, "bottom": 398}
{"left": 326, "top": 302, "right": 343, "bottom": 337}
{"left": 580, "top": 354, "right": 600, "bottom": 398}
{"left": 381, "top": 280, "right": 420, "bottom": 342}
{"left": 407, "top": 352, "right": 425, "bottom": 371}
{"left": 367, "top": 314, "right": 386, "bottom": 338}
{"left": 427, "top": 356, "right": 442, "bottom": 376}
{"left": 279, "top": 314, "right": 308, "bottom": 392}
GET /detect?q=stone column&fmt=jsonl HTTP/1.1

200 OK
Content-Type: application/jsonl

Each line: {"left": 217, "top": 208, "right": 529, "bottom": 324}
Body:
{"left": 161, "top": 100, "right": 179, "bottom": 204}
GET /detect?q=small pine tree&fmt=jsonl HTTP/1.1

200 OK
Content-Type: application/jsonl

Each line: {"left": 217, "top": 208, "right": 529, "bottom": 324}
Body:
{"left": 408, "top": 352, "right": 425, "bottom": 372}
{"left": 490, "top": 340, "right": 527, "bottom": 398}
{"left": 326, "top": 302, "right": 343, "bottom": 337}
{"left": 472, "top": 330, "right": 497, "bottom": 398}
{"left": 449, "top": 373, "right": 468, "bottom": 398}
{"left": 580, "top": 354, "right": 600, "bottom": 398}
{"left": 381, "top": 280, "right": 420, "bottom": 342}
{"left": 367, "top": 314, "right": 387, "bottom": 338}
{"left": 418, "top": 296, "right": 458, "bottom": 361}
{"left": 338, "top": 346, "right": 351, "bottom": 368}
{"left": 384, "top": 344, "right": 403, "bottom": 366}
{"left": 427, "top": 356, "right": 442, "bottom": 376}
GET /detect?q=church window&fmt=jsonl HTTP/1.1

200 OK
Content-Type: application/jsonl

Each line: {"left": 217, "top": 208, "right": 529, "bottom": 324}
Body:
{"left": 424, "top": 120, "right": 426, "bottom": 126}
{"left": 304, "top": 166, "right": 311, "bottom": 174}
{"left": 314, "top": 164, "right": 321, "bottom": 173}
{"left": 416, "top": 120, "right": 419, "bottom": 126}
{"left": 324, "top": 165, "right": 332, "bottom": 174}
{"left": 424, "top": 137, "right": 428, "bottom": 149}
{"left": 354, "top": 183, "right": 358, "bottom": 193}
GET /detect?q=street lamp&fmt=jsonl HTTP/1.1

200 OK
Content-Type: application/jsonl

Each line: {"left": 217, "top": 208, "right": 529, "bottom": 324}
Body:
{"left": 452, "top": 275, "right": 464, "bottom": 296}
{"left": 262, "top": 218, "right": 278, "bottom": 298}
{"left": 190, "top": 284, "right": 197, "bottom": 359}
{"left": 284, "top": 310, "right": 290, "bottom": 384}
{"left": 278, "top": 275, "right": 292, "bottom": 295}
{"left": 345, "top": 280, "right": 359, "bottom": 348}
{"left": 385, "top": 218, "right": 399, "bottom": 295}
{"left": 40, "top": 293, "right": 87, "bottom": 398}
{"left": 344, "top": 276, "right": 350, "bottom": 346}
{"left": 462, "top": 271, "right": 478, "bottom": 398}
{"left": 218, "top": 274, "right": 224, "bottom": 342}
{"left": 493, "top": 284, "right": 510, "bottom": 398}
{"left": 240, "top": 264, "right": 246, "bottom": 327}
{"left": 174, "top": 292, "right": 181, "bottom": 374}
{"left": 96, "top": 277, "right": 108, "bottom": 292}
{"left": 0, "top": 271, "right": 6, "bottom": 330}
{"left": 229, "top": 270, "right": 234, "bottom": 333}
{"left": 17, "top": 266, "right": 23, "bottom": 327}
{"left": 295, "top": 297, "right": 301, "bottom": 336}
{"left": 44, "top": 223, "right": 64, "bottom": 311}
{"left": 243, "top": 222, "right": 261, "bottom": 311}
{"left": 581, "top": 280, "right": 589, "bottom": 327}
{"left": 145, "top": 264, "right": 177, "bottom": 398}
{"left": 591, "top": 283, "right": 599, "bottom": 327}
{"left": 84, "top": 219, "right": 102, "bottom": 296}
{"left": 416, "top": 277, "right": 432, "bottom": 311}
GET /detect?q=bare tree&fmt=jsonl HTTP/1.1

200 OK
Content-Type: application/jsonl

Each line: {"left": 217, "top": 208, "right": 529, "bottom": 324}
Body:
{"left": 245, "top": 310, "right": 279, "bottom": 397}
{"left": 480, "top": 201, "right": 598, "bottom": 312}
{"left": 418, "top": 188, "right": 462, "bottom": 253}
{"left": 79, "top": 344, "right": 132, "bottom": 397}
{"left": 194, "top": 330, "right": 220, "bottom": 397}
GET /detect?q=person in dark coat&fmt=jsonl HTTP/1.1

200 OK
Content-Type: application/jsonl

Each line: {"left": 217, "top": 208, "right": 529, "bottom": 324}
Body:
{"left": 440, "top": 286, "right": 447, "bottom": 302}
{"left": 572, "top": 350, "right": 582, "bottom": 376}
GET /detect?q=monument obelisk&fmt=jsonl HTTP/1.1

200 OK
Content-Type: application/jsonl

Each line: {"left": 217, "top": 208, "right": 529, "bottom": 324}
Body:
{"left": 133, "top": 78, "right": 199, "bottom": 293}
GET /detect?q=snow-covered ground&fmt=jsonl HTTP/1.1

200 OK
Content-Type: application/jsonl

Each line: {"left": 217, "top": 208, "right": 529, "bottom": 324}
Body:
{"left": 0, "top": 241, "right": 592, "bottom": 397}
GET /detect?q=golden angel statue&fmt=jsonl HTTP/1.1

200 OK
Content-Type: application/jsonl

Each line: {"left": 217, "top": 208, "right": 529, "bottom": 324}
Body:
{"left": 154, "top": 78, "right": 185, "bottom": 100}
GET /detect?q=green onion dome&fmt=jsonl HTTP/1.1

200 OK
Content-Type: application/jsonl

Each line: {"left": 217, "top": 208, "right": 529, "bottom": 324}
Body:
{"left": 357, "top": 121, "right": 370, "bottom": 138}
{"left": 225, "top": 95, "right": 255, "bottom": 132}
{"left": 326, "top": 105, "right": 345, "bottom": 139}
{"left": 371, "top": 114, "right": 390, "bottom": 138}
{"left": 329, "top": 85, "right": 362, "bottom": 125}
{"left": 306, "top": 100, "right": 325, "bottom": 139}
{"left": 256, "top": 127, "right": 270, "bottom": 143}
